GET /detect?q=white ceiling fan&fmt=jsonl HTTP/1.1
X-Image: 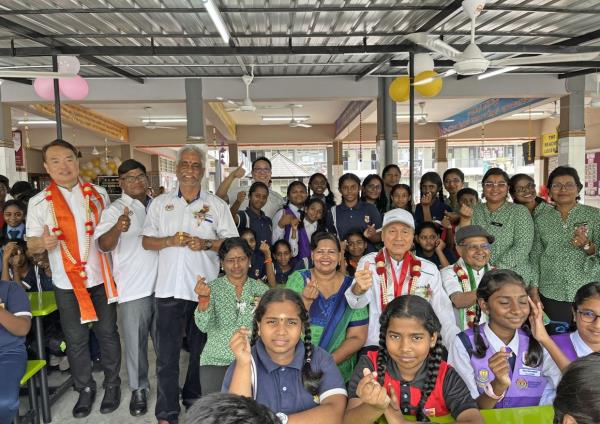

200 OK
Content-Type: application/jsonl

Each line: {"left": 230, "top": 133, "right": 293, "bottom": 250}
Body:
{"left": 142, "top": 107, "right": 177, "bottom": 130}
{"left": 406, "top": 0, "right": 600, "bottom": 77}
{"left": 218, "top": 65, "right": 287, "bottom": 113}
{"left": 416, "top": 102, "right": 428, "bottom": 126}
{"left": 288, "top": 105, "right": 312, "bottom": 128}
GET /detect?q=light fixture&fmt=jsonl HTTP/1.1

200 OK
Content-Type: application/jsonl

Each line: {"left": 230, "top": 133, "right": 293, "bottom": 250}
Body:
{"left": 510, "top": 111, "right": 547, "bottom": 118}
{"left": 262, "top": 116, "right": 309, "bottom": 122}
{"left": 17, "top": 120, "right": 56, "bottom": 125}
{"left": 202, "top": 0, "right": 231, "bottom": 44}
{"left": 477, "top": 66, "right": 520, "bottom": 80}
{"left": 396, "top": 114, "right": 454, "bottom": 123}
{"left": 91, "top": 146, "right": 100, "bottom": 155}
{"left": 141, "top": 118, "right": 187, "bottom": 123}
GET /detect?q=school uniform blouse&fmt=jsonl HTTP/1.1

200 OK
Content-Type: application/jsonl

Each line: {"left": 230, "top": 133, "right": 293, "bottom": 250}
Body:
{"left": 530, "top": 203, "right": 600, "bottom": 302}
{"left": 415, "top": 246, "right": 457, "bottom": 269}
{"left": 289, "top": 218, "right": 318, "bottom": 258}
{"left": 348, "top": 354, "right": 477, "bottom": 418}
{"left": 448, "top": 324, "right": 560, "bottom": 405}
{"left": 0, "top": 280, "right": 31, "bottom": 350}
{"left": 471, "top": 202, "right": 535, "bottom": 286}
{"left": 221, "top": 339, "right": 347, "bottom": 415}
{"left": 272, "top": 204, "right": 302, "bottom": 244}
{"left": 415, "top": 199, "right": 453, "bottom": 226}
{"left": 325, "top": 201, "right": 382, "bottom": 253}
{"left": 237, "top": 207, "right": 273, "bottom": 245}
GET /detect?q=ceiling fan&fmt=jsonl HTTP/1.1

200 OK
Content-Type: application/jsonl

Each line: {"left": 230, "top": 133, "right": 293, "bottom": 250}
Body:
{"left": 218, "top": 65, "right": 287, "bottom": 112}
{"left": 406, "top": 0, "right": 600, "bottom": 77}
{"left": 142, "top": 107, "right": 177, "bottom": 130}
{"left": 416, "top": 102, "right": 428, "bottom": 126}
{"left": 288, "top": 105, "right": 312, "bottom": 128}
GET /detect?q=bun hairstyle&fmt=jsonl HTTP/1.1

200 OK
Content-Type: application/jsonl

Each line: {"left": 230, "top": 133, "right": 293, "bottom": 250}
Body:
{"left": 473, "top": 269, "right": 542, "bottom": 368}
{"left": 250, "top": 288, "right": 323, "bottom": 396}
{"left": 376, "top": 295, "right": 443, "bottom": 422}
{"left": 419, "top": 172, "right": 444, "bottom": 203}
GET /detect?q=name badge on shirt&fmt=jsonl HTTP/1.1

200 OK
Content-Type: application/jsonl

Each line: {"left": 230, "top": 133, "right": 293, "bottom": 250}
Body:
{"left": 519, "top": 368, "right": 541, "bottom": 377}
{"left": 364, "top": 215, "right": 370, "bottom": 224}
{"left": 165, "top": 204, "right": 174, "bottom": 211}
{"left": 490, "top": 221, "right": 503, "bottom": 227}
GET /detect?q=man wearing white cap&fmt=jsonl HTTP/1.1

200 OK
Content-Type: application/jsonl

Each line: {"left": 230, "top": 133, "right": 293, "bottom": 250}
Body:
{"left": 344, "top": 208, "right": 459, "bottom": 351}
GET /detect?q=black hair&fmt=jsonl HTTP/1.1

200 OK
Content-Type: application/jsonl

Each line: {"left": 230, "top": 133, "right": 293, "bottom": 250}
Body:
{"left": 0, "top": 175, "right": 10, "bottom": 190}
{"left": 218, "top": 236, "right": 253, "bottom": 261}
{"left": 376, "top": 295, "right": 443, "bottom": 422}
{"left": 415, "top": 221, "right": 441, "bottom": 237}
{"left": 508, "top": 173, "right": 534, "bottom": 196}
{"left": 248, "top": 181, "right": 269, "bottom": 196}
{"left": 443, "top": 168, "right": 465, "bottom": 183}
{"left": 382, "top": 164, "right": 401, "bottom": 181}
{"left": 298, "top": 197, "right": 326, "bottom": 233}
{"left": 456, "top": 187, "right": 479, "bottom": 203}
{"left": 419, "top": 172, "right": 444, "bottom": 203}
{"left": 338, "top": 173, "right": 361, "bottom": 190}
{"left": 239, "top": 227, "right": 257, "bottom": 241}
{"left": 473, "top": 269, "right": 542, "bottom": 368}
{"left": 186, "top": 392, "right": 279, "bottom": 424}
{"left": 308, "top": 173, "right": 334, "bottom": 207}
{"left": 41, "top": 139, "right": 79, "bottom": 162}
{"left": 117, "top": 159, "right": 146, "bottom": 176}
{"left": 572, "top": 282, "right": 600, "bottom": 326}
{"left": 553, "top": 352, "right": 600, "bottom": 424}
{"left": 361, "top": 174, "right": 387, "bottom": 215}
{"left": 285, "top": 180, "right": 307, "bottom": 208}
{"left": 3, "top": 199, "right": 27, "bottom": 215}
{"left": 252, "top": 156, "right": 272, "bottom": 171}
{"left": 271, "top": 239, "right": 292, "bottom": 257}
{"left": 547, "top": 165, "right": 583, "bottom": 202}
{"left": 481, "top": 167, "right": 510, "bottom": 185}
{"left": 390, "top": 183, "right": 413, "bottom": 212}
{"left": 310, "top": 231, "right": 340, "bottom": 252}
{"left": 250, "top": 288, "right": 323, "bottom": 396}
{"left": 343, "top": 230, "right": 368, "bottom": 276}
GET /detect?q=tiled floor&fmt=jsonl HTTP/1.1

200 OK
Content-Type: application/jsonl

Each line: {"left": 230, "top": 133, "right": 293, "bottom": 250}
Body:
{"left": 20, "top": 337, "right": 191, "bottom": 423}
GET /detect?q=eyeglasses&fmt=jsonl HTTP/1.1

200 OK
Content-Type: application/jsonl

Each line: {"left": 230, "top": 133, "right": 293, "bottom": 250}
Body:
{"left": 444, "top": 178, "right": 462, "bottom": 184}
{"left": 459, "top": 242, "right": 492, "bottom": 252}
{"left": 253, "top": 167, "right": 271, "bottom": 173}
{"left": 577, "top": 309, "right": 600, "bottom": 323}
{"left": 550, "top": 182, "right": 578, "bottom": 191}
{"left": 120, "top": 174, "right": 147, "bottom": 183}
{"left": 514, "top": 183, "right": 535, "bottom": 194}
{"left": 483, "top": 182, "right": 508, "bottom": 189}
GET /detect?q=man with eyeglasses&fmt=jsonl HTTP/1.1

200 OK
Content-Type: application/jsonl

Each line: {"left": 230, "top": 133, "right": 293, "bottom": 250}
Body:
{"left": 216, "top": 157, "right": 284, "bottom": 219}
{"left": 142, "top": 145, "right": 238, "bottom": 424}
{"left": 441, "top": 225, "right": 495, "bottom": 331}
{"left": 95, "top": 159, "right": 157, "bottom": 417}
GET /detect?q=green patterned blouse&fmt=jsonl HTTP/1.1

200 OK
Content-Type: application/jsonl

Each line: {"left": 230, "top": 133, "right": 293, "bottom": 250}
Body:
{"left": 472, "top": 201, "right": 535, "bottom": 285}
{"left": 194, "top": 276, "right": 269, "bottom": 366}
{"left": 531, "top": 203, "right": 600, "bottom": 302}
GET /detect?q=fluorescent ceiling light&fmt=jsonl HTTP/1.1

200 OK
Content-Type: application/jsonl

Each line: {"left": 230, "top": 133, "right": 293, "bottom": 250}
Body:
{"left": 17, "top": 120, "right": 56, "bottom": 125}
{"left": 397, "top": 113, "right": 427, "bottom": 119}
{"left": 477, "top": 66, "right": 520, "bottom": 80}
{"left": 511, "top": 111, "right": 547, "bottom": 117}
{"left": 141, "top": 118, "right": 187, "bottom": 123}
{"left": 262, "top": 116, "right": 309, "bottom": 121}
{"left": 203, "top": 0, "right": 231, "bottom": 44}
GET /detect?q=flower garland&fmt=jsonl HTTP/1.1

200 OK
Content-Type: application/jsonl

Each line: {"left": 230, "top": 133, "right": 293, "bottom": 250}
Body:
{"left": 45, "top": 182, "right": 95, "bottom": 280}
{"left": 454, "top": 263, "right": 478, "bottom": 329}
{"left": 193, "top": 204, "right": 210, "bottom": 226}
{"left": 375, "top": 249, "right": 421, "bottom": 308}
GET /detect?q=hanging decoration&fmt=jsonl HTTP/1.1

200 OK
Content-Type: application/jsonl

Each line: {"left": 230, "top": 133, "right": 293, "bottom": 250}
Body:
{"left": 415, "top": 70, "right": 443, "bottom": 97}
{"left": 389, "top": 76, "right": 410, "bottom": 102}
{"left": 79, "top": 141, "right": 122, "bottom": 183}
{"left": 407, "top": 53, "right": 435, "bottom": 76}
{"left": 33, "top": 56, "right": 90, "bottom": 101}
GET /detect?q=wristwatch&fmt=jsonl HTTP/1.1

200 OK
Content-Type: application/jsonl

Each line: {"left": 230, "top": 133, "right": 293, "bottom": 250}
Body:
{"left": 203, "top": 240, "right": 213, "bottom": 251}
{"left": 276, "top": 412, "right": 288, "bottom": 424}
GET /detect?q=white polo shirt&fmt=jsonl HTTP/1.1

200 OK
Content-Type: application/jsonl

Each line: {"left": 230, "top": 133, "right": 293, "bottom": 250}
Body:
{"left": 228, "top": 184, "right": 284, "bottom": 219}
{"left": 344, "top": 251, "right": 460, "bottom": 349}
{"left": 142, "top": 187, "right": 239, "bottom": 302}
{"left": 26, "top": 184, "right": 110, "bottom": 291}
{"left": 94, "top": 194, "right": 158, "bottom": 303}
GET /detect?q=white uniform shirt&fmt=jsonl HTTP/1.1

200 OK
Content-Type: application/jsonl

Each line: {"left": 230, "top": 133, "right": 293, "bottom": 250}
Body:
{"left": 448, "top": 324, "right": 561, "bottom": 404}
{"left": 228, "top": 184, "right": 284, "bottom": 219}
{"left": 26, "top": 184, "right": 110, "bottom": 291}
{"left": 94, "top": 194, "right": 158, "bottom": 303}
{"left": 142, "top": 188, "right": 239, "bottom": 302}
{"left": 272, "top": 204, "right": 301, "bottom": 244}
{"left": 344, "top": 251, "right": 460, "bottom": 349}
{"left": 441, "top": 258, "right": 489, "bottom": 329}
{"left": 289, "top": 218, "right": 318, "bottom": 258}
{"left": 543, "top": 330, "right": 594, "bottom": 378}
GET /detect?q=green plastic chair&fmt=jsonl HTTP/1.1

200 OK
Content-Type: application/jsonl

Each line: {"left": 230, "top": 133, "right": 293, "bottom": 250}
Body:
{"left": 14, "top": 360, "right": 46, "bottom": 424}
{"left": 480, "top": 405, "right": 555, "bottom": 423}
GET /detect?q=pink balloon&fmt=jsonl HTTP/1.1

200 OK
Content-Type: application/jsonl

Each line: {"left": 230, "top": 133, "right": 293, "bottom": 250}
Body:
{"left": 59, "top": 75, "right": 89, "bottom": 100}
{"left": 33, "top": 78, "right": 56, "bottom": 101}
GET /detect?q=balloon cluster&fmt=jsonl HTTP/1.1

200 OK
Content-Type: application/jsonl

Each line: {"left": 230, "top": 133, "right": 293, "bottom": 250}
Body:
{"left": 33, "top": 56, "right": 89, "bottom": 101}
{"left": 79, "top": 157, "right": 122, "bottom": 182}
{"left": 388, "top": 53, "right": 443, "bottom": 102}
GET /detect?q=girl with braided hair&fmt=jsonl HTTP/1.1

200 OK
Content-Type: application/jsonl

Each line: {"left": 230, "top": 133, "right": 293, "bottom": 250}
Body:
{"left": 344, "top": 295, "right": 482, "bottom": 424}
{"left": 448, "top": 269, "right": 562, "bottom": 410}
{"left": 222, "top": 288, "right": 347, "bottom": 424}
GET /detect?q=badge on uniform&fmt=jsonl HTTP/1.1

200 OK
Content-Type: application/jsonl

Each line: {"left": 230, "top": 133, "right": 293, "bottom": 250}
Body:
{"left": 364, "top": 215, "right": 370, "bottom": 224}
{"left": 516, "top": 378, "right": 528, "bottom": 390}
{"left": 165, "top": 204, "right": 174, "bottom": 211}
{"left": 477, "top": 369, "right": 489, "bottom": 384}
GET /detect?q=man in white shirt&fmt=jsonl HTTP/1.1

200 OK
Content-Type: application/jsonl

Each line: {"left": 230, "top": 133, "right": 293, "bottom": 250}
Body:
{"left": 344, "top": 208, "right": 459, "bottom": 351}
{"left": 216, "top": 157, "right": 284, "bottom": 219}
{"left": 142, "top": 144, "right": 238, "bottom": 424}
{"left": 441, "top": 225, "right": 495, "bottom": 330}
{"left": 27, "top": 139, "right": 121, "bottom": 418}
{"left": 95, "top": 159, "right": 157, "bottom": 417}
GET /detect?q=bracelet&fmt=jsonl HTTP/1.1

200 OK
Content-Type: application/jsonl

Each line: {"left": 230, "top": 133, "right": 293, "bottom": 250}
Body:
{"left": 264, "top": 257, "right": 273, "bottom": 264}
{"left": 484, "top": 382, "right": 506, "bottom": 400}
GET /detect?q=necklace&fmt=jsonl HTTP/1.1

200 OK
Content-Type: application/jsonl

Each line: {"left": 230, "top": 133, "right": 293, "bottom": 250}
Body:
{"left": 375, "top": 249, "right": 421, "bottom": 308}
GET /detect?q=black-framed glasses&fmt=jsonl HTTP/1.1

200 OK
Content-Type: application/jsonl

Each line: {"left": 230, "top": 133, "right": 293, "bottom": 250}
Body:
{"left": 120, "top": 174, "right": 147, "bottom": 183}
{"left": 577, "top": 309, "right": 600, "bottom": 323}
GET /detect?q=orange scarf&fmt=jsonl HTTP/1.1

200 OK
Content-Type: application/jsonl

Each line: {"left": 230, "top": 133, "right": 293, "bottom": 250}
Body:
{"left": 46, "top": 180, "right": 118, "bottom": 323}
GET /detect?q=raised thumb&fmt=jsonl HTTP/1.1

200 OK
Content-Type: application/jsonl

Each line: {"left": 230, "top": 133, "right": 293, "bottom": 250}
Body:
{"left": 363, "top": 261, "right": 370, "bottom": 271}
{"left": 43, "top": 224, "right": 51, "bottom": 235}
{"left": 123, "top": 206, "right": 130, "bottom": 216}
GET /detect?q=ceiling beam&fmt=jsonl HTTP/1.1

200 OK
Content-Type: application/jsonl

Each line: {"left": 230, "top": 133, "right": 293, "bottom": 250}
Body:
{"left": 547, "top": 30, "right": 600, "bottom": 80}
{"left": 0, "top": 5, "right": 598, "bottom": 14}
{"left": 354, "top": 0, "right": 463, "bottom": 81}
{"left": 0, "top": 77, "right": 31, "bottom": 85}
{"left": 0, "top": 16, "right": 144, "bottom": 84}
{"left": 558, "top": 68, "right": 599, "bottom": 79}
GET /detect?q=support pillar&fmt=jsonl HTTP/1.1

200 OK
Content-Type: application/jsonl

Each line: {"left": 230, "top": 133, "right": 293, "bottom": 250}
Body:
{"left": 0, "top": 99, "right": 20, "bottom": 183}
{"left": 332, "top": 140, "right": 344, "bottom": 204}
{"left": 228, "top": 143, "right": 239, "bottom": 167}
{"left": 435, "top": 137, "right": 448, "bottom": 175}
{"left": 185, "top": 78, "right": 205, "bottom": 142}
{"left": 148, "top": 154, "right": 161, "bottom": 193}
{"left": 558, "top": 76, "right": 586, "bottom": 187}
{"left": 377, "top": 77, "right": 398, "bottom": 172}
{"left": 118, "top": 144, "right": 133, "bottom": 161}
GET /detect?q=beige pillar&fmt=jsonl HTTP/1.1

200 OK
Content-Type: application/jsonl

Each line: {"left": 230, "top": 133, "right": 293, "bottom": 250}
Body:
{"left": 435, "top": 137, "right": 448, "bottom": 176}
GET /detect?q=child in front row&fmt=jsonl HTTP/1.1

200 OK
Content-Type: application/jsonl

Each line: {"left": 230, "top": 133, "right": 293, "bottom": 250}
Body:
{"left": 448, "top": 269, "right": 561, "bottom": 409}
{"left": 344, "top": 295, "right": 483, "bottom": 424}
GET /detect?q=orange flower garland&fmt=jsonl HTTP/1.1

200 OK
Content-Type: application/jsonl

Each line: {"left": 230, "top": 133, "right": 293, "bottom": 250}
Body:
{"left": 376, "top": 249, "right": 422, "bottom": 308}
